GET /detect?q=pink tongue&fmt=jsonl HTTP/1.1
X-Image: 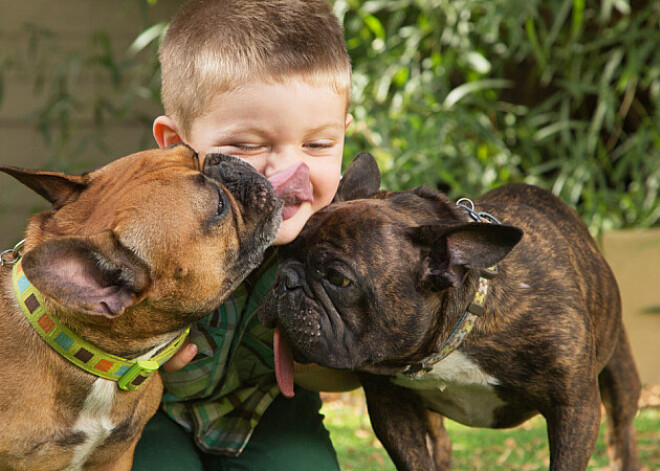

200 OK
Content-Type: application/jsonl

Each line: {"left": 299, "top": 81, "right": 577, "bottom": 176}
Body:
{"left": 274, "top": 328, "right": 295, "bottom": 398}
{"left": 267, "top": 163, "right": 313, "bottom": 204}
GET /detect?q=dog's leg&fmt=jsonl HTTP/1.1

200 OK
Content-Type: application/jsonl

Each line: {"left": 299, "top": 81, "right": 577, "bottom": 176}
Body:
{"left": 544, "top": 385, "right": 601, "bottom": 471}
{"left": 360, "top": 373, "right": 435, "bottom": 471}
{"left": 425, "top": 410, "right": 451, "bottom": 470}
{"left": 598, "top": 329, "right": 641, "bottom": 471}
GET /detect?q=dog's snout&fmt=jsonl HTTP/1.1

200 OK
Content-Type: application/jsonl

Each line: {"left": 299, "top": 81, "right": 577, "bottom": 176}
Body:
{"left": 203, "top": 153, "right": 257, "bottom": 183}
{"left": 202, "top": 152, "right": 280, "bottom": 217}
{"left": 217, "top": 161, "right": 241, "bottom": 183}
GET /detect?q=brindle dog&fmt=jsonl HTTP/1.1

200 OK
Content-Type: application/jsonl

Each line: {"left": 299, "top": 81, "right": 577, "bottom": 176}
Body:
{"left": 258, "top": 153, "right": 641, "bottom": 470}
{"left": 0, "top": 145, "right": 281, "bottom": 471}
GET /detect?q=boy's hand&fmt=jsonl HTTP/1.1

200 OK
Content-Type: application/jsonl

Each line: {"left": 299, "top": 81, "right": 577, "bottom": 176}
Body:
{"left": 163, "top": 342, "right": 198, "bottom": 372}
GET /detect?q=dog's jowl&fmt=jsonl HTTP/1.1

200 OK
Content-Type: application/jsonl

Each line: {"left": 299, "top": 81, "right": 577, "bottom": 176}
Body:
{"left": 0, "top": 144, "right": 281, "bottom": 471}
{"left": 258, "top": 152, "right": 641, "bottom": 471}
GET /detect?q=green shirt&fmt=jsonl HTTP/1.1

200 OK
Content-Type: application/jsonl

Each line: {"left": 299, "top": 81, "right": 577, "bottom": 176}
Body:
{"left": 160, "top": 249, "right": 280, "bottom": 456}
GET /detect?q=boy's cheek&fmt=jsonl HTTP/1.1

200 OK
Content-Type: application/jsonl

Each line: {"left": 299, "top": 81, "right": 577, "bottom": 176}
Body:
{"left": 319, "top": 167, "right": 342, "bottom": 204}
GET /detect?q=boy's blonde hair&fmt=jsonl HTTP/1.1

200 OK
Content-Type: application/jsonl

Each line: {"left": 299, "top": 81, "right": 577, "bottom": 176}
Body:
{"left": 159, "top": 0, "right": 352, "bottom": 136}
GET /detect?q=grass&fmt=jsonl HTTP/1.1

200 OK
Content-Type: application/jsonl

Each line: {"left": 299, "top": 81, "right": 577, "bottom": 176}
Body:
{"left": 321, "top": 391, "right": 660, "bottom": 470}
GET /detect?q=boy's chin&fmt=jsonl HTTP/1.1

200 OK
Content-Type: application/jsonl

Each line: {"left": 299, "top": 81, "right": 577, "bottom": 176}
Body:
{"left": 272, "top": 203, "right": 313, "bottom": 246}
{"left": 272, "top": 225, "right": 302, "bottom": 246}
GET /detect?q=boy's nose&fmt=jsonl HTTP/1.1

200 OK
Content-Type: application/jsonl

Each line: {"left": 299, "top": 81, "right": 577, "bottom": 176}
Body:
{"left": 263, "top": 146, "right": 302, "bottom": 179}
{"left": 267, "top": 162, "right": 314, "bottom": 203}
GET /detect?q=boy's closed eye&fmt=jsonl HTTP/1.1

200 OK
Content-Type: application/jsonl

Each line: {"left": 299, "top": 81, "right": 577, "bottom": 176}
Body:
{"left": 222, "top": 140, "right": 338, "bottom": 157}
{"left": 305, "top": 140, "right": 336, "bottom": 151}
{"left": 212, "top": 142, "right": 269, "bottom": 158}
{"left": 225, "top": 143, "right": 266, "bottom": 155}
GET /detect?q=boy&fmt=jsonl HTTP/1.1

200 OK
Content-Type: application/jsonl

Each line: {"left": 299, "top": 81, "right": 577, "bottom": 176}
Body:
{"left": 133, "top": 0, "right": 354, "bottom": 469}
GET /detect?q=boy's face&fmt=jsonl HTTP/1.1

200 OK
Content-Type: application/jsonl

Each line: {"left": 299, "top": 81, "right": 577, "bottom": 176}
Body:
{"left": 155, "top": 80, "right": 351, "bottom": 246}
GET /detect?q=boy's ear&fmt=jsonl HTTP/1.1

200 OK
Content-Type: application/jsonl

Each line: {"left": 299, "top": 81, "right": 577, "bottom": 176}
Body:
{"left": 0, "top": 166, "right": 88, "bottom": 209}
{"left": 411, "top": 222, "right": 523, "bottom": 291}
{"left": 334, "top": 152, "right": 381, "bottom": 202}
{"left": 21, "top": 230, "right": 151, "bottom": 318}
{"left": 153, "top": 115, "right": 183, "bottom": 149}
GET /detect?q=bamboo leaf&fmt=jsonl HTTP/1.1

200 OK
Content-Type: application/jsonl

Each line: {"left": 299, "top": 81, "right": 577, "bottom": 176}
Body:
{"left": 128, "top": 22, "right": 168, "bottom": 56}
{"left": 444, "top": 79, "right": 512, "bottom": 108}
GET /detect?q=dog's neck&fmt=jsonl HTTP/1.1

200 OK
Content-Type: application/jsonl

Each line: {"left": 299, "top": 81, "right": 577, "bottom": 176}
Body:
{"left": 397, "top": 262, "right": 497, "bottom": 380}
{"left": 421, "top": 272, "right": 484, "bottom": 353}
{"left": 6, "top": 259, "right": 188, "bottom": 390}
{"left": 361, "top": 271, "right": 484, "bottom": 377}
{"left": 410, "top": 199, "right": 503, "bottom": 367}
{"left": 54, "top": 304, "right": 185, "bottom": 360}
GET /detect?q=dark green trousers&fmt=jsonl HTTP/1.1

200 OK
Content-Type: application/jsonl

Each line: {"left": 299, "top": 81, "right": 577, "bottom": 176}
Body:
{"left": 133, "top": 388, "right": 339, "bottom": 471}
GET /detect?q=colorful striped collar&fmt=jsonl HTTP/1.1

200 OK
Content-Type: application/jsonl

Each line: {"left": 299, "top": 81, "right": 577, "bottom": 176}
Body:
{"left": 12, "top": 257, "right": 189, "bottom": 391}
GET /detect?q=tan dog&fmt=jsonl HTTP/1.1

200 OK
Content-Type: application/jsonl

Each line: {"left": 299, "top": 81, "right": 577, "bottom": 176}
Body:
{"left": 0, "top": 144, "right": 281, "bottom": 471}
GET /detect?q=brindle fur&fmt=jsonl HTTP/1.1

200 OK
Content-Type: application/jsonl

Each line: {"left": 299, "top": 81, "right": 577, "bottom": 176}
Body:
{"left": 0, "top": 145, "right": 281, "bottom": 471}
{"left": 258, "top": 153, "right": 640, "bottom": 470}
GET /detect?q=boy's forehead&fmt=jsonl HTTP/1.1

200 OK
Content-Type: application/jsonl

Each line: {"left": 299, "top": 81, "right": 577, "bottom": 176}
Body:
{"left": 189, "top": 82, "right": 349, "bottom": 137}
{"left": 205, "top": 79, "right": 349, "bottom": 115}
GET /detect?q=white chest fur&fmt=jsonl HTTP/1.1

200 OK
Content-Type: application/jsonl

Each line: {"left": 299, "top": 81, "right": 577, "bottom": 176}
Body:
{"left": 64, "top": 379, "right": 116, "bottom": 471}
{"left": 392, "top": 351, "right": 506, "bottom": 427}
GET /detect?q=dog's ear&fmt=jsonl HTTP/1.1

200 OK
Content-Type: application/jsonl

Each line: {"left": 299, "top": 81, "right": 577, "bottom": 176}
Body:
{"left": 21, "top": 231, "right": 151, "bottom": 318}
{"left": 412, "top": 222, "right": 523, "bottom": 291}
{"left": 334, "top": 152, "right": 381, "bottom": 202}
{"left": 0, "top": 166, "right": 88, "bottom": 209}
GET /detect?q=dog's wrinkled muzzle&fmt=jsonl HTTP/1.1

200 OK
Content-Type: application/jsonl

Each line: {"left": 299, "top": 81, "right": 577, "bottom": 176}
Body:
{"left": 203, "top": 153, "right": 281, "bottom": 215}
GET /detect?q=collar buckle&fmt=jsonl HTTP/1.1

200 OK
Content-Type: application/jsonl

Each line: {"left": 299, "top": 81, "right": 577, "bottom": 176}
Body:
{"left": 118, "top": 360, "right": 160, "bottom": 391}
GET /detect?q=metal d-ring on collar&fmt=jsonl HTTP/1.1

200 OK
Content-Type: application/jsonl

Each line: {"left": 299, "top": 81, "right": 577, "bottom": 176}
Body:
{"left": 1, "top": 239, "right": 25, "bottom": 267}
{"left": 456, "top": 198, "right": 502, "bottom": 225}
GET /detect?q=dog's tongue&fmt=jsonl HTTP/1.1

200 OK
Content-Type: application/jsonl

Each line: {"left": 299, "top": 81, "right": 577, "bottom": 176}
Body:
{"left": 267, "top": 163, "right": 313, "bottom": 205}
{"left": 274, "top": 328, "right": 295, "bottom": 398}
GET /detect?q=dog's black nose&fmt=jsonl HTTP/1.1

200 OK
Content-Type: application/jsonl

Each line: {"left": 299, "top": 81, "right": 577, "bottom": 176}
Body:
{"left": 279, "top": 268, "right": 301, "bottom": 291}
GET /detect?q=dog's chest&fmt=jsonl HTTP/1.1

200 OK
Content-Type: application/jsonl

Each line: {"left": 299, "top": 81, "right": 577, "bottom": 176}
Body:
{"left": 392, "top": 351, "right": 506, "bottom": 427}
{"left": 63, "top": 378, "right": 116, "bottom": 471}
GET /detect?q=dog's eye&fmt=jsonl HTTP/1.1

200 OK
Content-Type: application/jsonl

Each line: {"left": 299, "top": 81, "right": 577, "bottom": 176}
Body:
{"left": 326, "top": 268, "right": 351, "bottom": 288}
{"left": 217, "top": 189, "right": 226, "bottom": 215}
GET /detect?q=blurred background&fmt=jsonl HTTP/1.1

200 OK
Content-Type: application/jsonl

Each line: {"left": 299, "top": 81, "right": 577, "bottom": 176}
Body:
{"left": 1, "top": 1, "right": 659, "bottom": 467}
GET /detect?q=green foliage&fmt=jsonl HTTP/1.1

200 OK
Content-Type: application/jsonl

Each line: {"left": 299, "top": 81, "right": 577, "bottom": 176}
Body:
{"left": 3, "top": 0, "right": 659, "bottom": 233}
{"left": 336, "top": 0, "right": 660, "bottom": 234}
